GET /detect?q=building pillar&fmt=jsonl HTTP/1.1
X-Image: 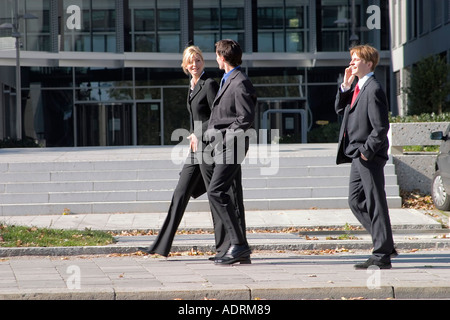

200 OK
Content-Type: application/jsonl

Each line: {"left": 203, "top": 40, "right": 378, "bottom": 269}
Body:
{"left": 180, "top": 0, "right": 193, "bottom": 49}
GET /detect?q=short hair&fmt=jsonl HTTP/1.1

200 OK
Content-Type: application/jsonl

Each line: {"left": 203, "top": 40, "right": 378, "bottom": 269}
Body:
{"left": 350, "top": 44, "right": 379, "bottom": 71}
{"left": 215, "top": 39, "right": 242, "bottom": 67}
{"left": 181, "top": 45, "right": 204, "bottom": 75}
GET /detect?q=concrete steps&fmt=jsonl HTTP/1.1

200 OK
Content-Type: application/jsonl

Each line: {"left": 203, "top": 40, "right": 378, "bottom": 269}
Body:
{"left": 0, "top": 144, "right": 402, "bottom": 215}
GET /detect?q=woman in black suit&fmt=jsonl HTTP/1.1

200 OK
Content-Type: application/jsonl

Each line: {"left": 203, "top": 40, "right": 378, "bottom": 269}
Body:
{"left": 139, "top": 46, "right": 219, "bottom": 257}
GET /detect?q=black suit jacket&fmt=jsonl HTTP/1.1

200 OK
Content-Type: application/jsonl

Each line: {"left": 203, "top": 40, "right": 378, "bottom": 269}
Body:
{"left": 187, "top": 73, "right": 218, "bottom": 198}
{"left": 187, "top": 72, "right": 219, "bottom": 139}
{"left": 335, "top": 76, "right": 390, "bottom": 165}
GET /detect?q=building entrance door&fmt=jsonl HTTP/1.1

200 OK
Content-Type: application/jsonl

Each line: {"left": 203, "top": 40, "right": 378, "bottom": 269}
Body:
{"left": 75, "top": 103, "right": 132, "bottom": 146}
{"left": 136, "top": 102, "right": 161, "bottom": 145}
{"left": 256, "top": 98, "right": 309, "bottom": 143}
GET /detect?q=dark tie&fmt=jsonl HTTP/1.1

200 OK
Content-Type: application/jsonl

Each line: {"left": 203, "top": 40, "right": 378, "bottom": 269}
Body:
{"left": 219, "top": 78, "right": 225, "bottom": 92}
{"left": 351, "top": 84, "right": 360, "bottom": 107}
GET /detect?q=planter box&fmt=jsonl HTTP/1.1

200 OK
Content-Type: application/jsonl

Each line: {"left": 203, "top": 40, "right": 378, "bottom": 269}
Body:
{"left": 389, "top": 122, "right": 448, "bottom": 194}
{"left": 388, "top": 122, "right": 449, "bottom": 154}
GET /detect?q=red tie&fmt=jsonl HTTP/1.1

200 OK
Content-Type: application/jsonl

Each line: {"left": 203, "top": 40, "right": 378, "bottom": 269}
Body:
{"left": 351, "top": 84, "right": 360, "bottom": 107}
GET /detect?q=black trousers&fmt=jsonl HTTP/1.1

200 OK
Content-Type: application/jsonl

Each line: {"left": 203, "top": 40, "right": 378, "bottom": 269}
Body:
{"left": 348, "top": 157, "right": 394, "bottom": 262}
{"left": 206, "top": 162, "right": 248, "bottom": 247}
{"left": 148, "top": 152, "right": 244, "bottom": 257}
{"left": 200, "top": 163, "right": 246, "bottom": 255}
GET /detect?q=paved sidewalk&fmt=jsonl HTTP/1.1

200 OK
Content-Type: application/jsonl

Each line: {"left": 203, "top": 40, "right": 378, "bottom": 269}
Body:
{"left": 1, "top": 208, "right": 449, "bottom": 256}
{"left": 0, "top": 250, "right": 449, "bottom": 300}
{"left": 0, "top": 208, "right": 449, "bottom": 300}
{"left": 1, "top": 208, "right": 444, "bottom": 232}
{"left": 0, "top": 146, "right": 448, "bottom": 300}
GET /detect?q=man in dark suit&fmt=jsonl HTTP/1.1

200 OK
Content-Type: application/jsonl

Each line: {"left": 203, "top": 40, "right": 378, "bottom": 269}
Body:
{"left": 204, "top": 39, "right": 256, "bottom": 265}
{"left": 335, "top": 44, "right": 396, "bottom": 269}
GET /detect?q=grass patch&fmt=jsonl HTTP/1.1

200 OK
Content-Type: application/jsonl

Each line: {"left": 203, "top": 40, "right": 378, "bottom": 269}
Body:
{"left": 403, "top": 145, "right": 439, "bottom": 152}
{"left": 0, "top": 224, "right": 115, "bottom": 247}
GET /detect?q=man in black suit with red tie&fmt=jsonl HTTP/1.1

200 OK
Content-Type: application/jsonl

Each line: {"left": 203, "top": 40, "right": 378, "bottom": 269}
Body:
{"left": 204, "top": 39, "right": 256, "bottom": 265}
{"left": 335, "top": 44, "right": 397, "bottom": 269}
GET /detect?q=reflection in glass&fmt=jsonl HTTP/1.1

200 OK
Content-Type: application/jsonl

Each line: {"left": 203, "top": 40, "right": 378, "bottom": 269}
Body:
{"left": 128, "top": 0, "right": 180, "bottom": 52}
{"left": 193, "top": 0, "right": 245, "bottom": 52}
{"left": 77, "top": 82, "right": 133, "bottom": 102}
{"left": 137, "top": 103, "right": 161, "bottom": 145}
{"left": 76, "top": 104, "right": 132, "bottom": 146}
{"left": 24, "top": 0, "right": 51, "bottom": 51}
{"left": 62, "top": 0, "right": 116, "bottom": 52}
{"left": 257, "top": 0, "right": 308, "bottom": 53}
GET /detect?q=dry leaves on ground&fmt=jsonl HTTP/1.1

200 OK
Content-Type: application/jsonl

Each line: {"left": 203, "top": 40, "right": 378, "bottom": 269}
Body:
{"left": 401, "top": 190, "right": 435, "bottom": 210}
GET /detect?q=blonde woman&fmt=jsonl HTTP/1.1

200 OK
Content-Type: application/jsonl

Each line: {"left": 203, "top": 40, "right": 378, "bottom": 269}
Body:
{"left": 139, "top": 46, "right": 219, "bottom": 257}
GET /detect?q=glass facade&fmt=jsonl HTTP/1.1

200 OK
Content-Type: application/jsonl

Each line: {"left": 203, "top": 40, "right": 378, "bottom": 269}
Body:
{"left": 128, "top": 0, "right": 181, "bottom": 53}
{"left": 0, "top": 0, "right": 51, "bottom": 51}
{"left": 319, "top": 0, "right": 390, "bottom": 51}
{"left": 24, "top": 0, "right": 52, "bottom": 52}
{"left": 257, "top": 0, "right": 309, "bottom": 53}
{"left": 62, "top": 0, "right": 117, "bottom": 52}
{"left": 0, "top": 0, "right": 390, "bottom": 147}
{"left": 193, "top": 0, "right": 245, "bottom": 52}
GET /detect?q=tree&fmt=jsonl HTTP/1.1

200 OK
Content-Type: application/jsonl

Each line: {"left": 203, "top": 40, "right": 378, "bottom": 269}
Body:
{"left": 404, "top": 55, "right": 450, "bottom": 115}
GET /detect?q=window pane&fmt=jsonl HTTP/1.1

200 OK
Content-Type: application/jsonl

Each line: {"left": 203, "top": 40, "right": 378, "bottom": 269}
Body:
{"left": 135, "top": 35, "right": 156, "bottom": 52}
{"left": 128, "top": 0, "right": 180, "bottom": 52}
{"left": 193, "top": 0, "right": 244, "bottom": 52}
{"left": 159, "top": 34, "right": 180, "bottom": 52}
{"left": 257, "top": 8, "right": 273, "bottom": 29}
{"left": 194, "top": 8, "right": 220, "bottom": 30}
{"left": 222, "top": 8, "right": 244, "bottom": 29}
{"left": 257, "top": 0, "right": 308, "bottom": 53}
{"left": 222, "top": 33, "right": 245, "bottom": 46}
{"left": 286, "top": 32, "right": 303, "bottom": 52}
{"left": 158, "top": 9, "right": 180, "bottom": 31}
{"left": 258, "top": 33, "right": 274, "bottom": 51}
{"left": 286, "top": 7, "right": 303, "bottom": 28}
{"left": 62, "top": 0, "right": 116, "bottom": 52}
{"left": 24, "top": 0, "right": 51, "bottom": 51}
{"left": 321, "top": 2, "right": 353, "bottom": 52}
{"left": 194, "top": 33, "right": 218, "bottom": 51}
{"left": 135, "top": 10, "right": 155, "bottom": 31}
{"left": 92, "top": 10, "right": 115, "bottom": 32}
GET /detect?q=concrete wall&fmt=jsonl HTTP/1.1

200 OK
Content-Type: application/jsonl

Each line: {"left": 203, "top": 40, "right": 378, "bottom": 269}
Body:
{"left": 392, "top": 154, "right": 437, "bottom": 194}
{"left": 389, "top": 122, "right": 449, "bottom": 194}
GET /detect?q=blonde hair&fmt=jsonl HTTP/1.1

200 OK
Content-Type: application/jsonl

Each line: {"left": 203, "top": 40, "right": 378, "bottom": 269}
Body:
{"left": 181, "top": 45, "right": 204, "bottom": 75}
{"left": 350, "top": 44, "right": 379, "bottom": 71}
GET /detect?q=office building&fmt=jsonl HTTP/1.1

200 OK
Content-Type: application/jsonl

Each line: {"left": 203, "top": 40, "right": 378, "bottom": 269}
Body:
{"left": 390, "top": 0, "right": 450, "bottom": 116}
{"left": 0, "top": 0, "right": 390, "bottom": 147}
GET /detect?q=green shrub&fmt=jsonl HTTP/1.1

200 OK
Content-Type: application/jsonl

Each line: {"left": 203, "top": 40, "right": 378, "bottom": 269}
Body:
{"left": 403, "top": 55, "right": 450, "bottom": 115}
{"left": 0, "top": 137, "right": 40, "bottom": 148}
{"left": 307, "top": 122, "right": 340, "bottom": 143}
{"left": 389, "top": 112, "right": 450, "bottom": 123}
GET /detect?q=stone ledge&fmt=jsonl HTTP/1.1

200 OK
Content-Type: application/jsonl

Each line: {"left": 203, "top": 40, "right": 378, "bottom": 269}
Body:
{"left": 389, "top": 122, "right": 449, "bottom": 147}
{"left": 389, "top": 122, "right": 449, "bottom": 155}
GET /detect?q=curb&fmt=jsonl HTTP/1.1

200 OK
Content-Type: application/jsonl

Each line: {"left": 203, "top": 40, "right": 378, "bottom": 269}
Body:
{"left": 1, "top": 238, "right": 449, "bottom": 257}
{"left": 1, "top": 284, "right": 449, "bottom": 300}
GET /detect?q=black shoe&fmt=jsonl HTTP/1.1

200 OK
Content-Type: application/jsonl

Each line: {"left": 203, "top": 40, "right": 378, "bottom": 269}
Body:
{"left": 214, "top": 244, "right": 252, "bottom": 265}
{"left": 215, "top": 255, "right": 251, "bottom": 265}
{"left": 390, "top": 248, "right": 399, "bottom": 258}
{"left": 208, "top": 251, "right": 225, "bottom": 261}
{"left": 238, "top": 256, "right": 251, "bottom": 264}
{"left": 138, "top": 247, "right": 152, "bottom": 254}
{"left": 354, "top": 257, "right": 392, "bottom": 270}
{"left": 137, "top": 247, "right": 168, "bottom": 257}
